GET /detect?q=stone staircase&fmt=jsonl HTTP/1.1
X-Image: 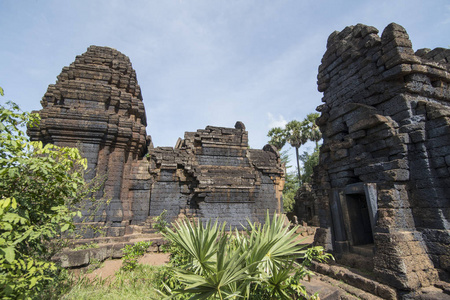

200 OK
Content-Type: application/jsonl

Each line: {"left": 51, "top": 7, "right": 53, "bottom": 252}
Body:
{"left": 309, "top": 260, "right": 396, "bottom": 299}
{"left": 54, "top": 231, "right": 168, "bottom": 269}
{"left": 309, "top": 260, "right": 450, "bottom": 300}
{"left": 55, "top": 208, "right": 202, "bottom": 269}
{"left": 141, "top": 217, "right": 159, "bottom": 234}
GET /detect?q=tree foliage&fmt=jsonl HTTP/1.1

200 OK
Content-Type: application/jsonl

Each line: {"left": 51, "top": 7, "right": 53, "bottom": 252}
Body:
{"left": 267, "top": 113, "right": 322, "bottom": 213}
{"left": 281, "top": 148, "right": 319, "bottom": 213}
{"left": 267, "top": 113, "right": 321, "bottom": 186}
{"left": 299, "top": 148, "right": 320, "bottom": 184}
{"left": 279, "top": 151, "right": 299, "bottom": 212}
{"left": 304, "top": 113, "right": 321, "bottom": 149}
{"left": 282, "top": 172, "right": 299, "bottom": 213}
{"left": 0, "top": 93, "right": 89, "bottom": 299}
{"left": 267, "top": 127, "right": 286, "bottom": 150}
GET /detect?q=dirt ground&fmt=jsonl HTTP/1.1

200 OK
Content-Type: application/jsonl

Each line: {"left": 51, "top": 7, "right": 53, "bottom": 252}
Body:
{"left": 297, "top": 234, "right": 314, "bottom": 245}
{"left": 86, "top": 253, "right": 170, "bottom": 280}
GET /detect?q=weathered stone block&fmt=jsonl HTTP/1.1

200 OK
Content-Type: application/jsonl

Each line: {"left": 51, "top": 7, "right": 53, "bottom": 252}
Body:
{"left": 59, "top": 249, "right": 90, "bottom": 268}
{"left": 314, "top": 23, "right": 450, "bottom": 293}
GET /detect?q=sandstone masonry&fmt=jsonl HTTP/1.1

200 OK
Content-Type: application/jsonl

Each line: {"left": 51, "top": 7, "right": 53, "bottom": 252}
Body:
{"left": 28, "top": 46, "right": 284, "bottom": 237}
{"left": 147, "top": 125, "right": 284, "bottom": 228}
{"left": 313, "top": 23, "right": 450, "bottom": 295}
{"left": 293, "top": 183, "right": 320, "bottom": 227}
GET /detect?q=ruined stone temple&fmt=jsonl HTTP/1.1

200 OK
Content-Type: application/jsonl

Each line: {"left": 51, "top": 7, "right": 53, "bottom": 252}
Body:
{"left": 28, "top": 46, "right": 284, "bottom": 237}
{"left": 293, "top": 183, "right": 320, "bottom": 227}
{"left": 313, "top": 23, "right": 450, "bottom": 295}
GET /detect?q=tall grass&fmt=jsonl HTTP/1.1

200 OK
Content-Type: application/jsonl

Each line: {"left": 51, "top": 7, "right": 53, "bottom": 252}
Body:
{"left": 62, "top": 264, "right": 164, "bottom": 300}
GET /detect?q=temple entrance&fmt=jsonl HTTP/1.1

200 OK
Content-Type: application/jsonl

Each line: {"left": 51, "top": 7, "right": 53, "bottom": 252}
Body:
{"left": 306, "top": 206, "right": 313, "bottom": 221}
{"left": 330, "top": 183, "right": 377, "bottom": 255}
{"left": 346, "top": 194, "right": 374, "bottom": 246}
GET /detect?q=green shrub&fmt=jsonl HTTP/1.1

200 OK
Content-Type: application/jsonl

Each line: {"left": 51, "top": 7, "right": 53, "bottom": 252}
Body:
{"left": 159, "top": 212, "right": 333, "bottom": 299}
{"left": 152, "top": 209, "right": 169, "bottom": 233}
{"left": 153, "top": 266, "right": 190, "bottom": 299}
{"left": 121, "top": 241, "right": 153, "bottom": 271}
{"left": 0, "top": 95, "right": 94, "bottom": 299}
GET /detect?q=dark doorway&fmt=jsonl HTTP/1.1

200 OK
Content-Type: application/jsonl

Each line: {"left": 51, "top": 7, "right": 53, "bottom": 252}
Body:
{"left": 306, "top": 206, "right": 312, "bottom": 221}
{"left": 346, "top": 194, "right": 374, "bottom": 246}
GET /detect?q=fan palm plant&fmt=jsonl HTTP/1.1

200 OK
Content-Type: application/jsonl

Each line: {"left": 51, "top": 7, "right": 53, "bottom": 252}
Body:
{"left": 160, "top": 212, "right": 331, "bottom": 299}
{"left": 164, "top": 219, "right": 224, "bottom": 275}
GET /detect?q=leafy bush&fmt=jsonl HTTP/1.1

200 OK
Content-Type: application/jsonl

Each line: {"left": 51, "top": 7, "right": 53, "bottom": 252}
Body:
{"left": 159, "top": 212, "right": 332, "bottom": 299}
{"left": 153, "top": 265, "right": 190, "bottom": 300}
{"left": 283, "top": 171, "right": 300, "bottom": 212}
{"left": 0, "top": 96, "right": 93, "bottom": 299}
{"left": 121, "top": 241, "right": 153, "bottom": 271}
{"left": 152, "top": 209, "right": 169, "bottom": 233}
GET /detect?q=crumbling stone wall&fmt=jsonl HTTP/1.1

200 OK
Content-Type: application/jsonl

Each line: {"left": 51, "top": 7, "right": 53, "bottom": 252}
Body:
{"left": 29, "top": 46, "right": 284, "bottom": 237}
{"left": 313, "top": 23, "right": 450, "bottom": 293}
{"left": 147, "top": 123, "right": 284, "bottom": 228}
{"left": 293, "top": 183, "right": 319, "bottom": 226}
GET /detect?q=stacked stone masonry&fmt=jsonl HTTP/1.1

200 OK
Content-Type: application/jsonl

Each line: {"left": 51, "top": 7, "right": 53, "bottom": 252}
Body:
{"left": 147, "top": 125, "right": 284, "bottom": 228}
{"left": 293, "top": 183, "right": 320, "bottom": 227}
{"left": 28, "top": 46, "right": 284, "bottom": 238}
{"left": 313, "top": 23, "right": 450, "bottom": 295}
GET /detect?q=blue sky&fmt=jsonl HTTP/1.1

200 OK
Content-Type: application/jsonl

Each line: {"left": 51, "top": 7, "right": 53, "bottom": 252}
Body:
{"left": 1, "top": 0, "right": 449, "bottom": 157}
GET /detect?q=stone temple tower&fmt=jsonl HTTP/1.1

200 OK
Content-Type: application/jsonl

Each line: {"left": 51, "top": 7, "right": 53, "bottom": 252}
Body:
{"left": 29, "top": 46, "right": 285, "bottom": 237}
{"left": 28, "top": 46, "right": 149, "bottom": 236}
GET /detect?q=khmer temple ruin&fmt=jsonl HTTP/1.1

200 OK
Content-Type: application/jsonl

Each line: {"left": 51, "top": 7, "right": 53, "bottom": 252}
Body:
{"left": 28, "top": 45, "right": 284, "bottom": 237}
{"left": 293, "top": 183, "right": 320, "bottom": 227}
{"left": 27, "top": 22, "right": 450, "bottom": 298}
{"left": 312, "top": 23, "right": 450, "bottom": 297}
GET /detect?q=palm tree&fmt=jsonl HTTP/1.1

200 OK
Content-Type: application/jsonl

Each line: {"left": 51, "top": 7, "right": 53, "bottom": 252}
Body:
{"left": 285, "top": 120, "right": 309, "bottom": 185}
{"left": 305, "top": 113, "right": 322, "bottom": 151}
{"left": 267, "top": 114, "right": 322, "bottom": 186}
{"left": 267, "top": 127, "right": 287, "bottom": 150}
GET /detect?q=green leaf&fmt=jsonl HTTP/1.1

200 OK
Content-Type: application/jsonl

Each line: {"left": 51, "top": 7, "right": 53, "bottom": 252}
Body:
{"left": 11, "top": 197, "right": 17, "bottom": 209}
{"left": 0, "top": 99, "right": 106, "bottom": 298}
{"left": 27, "top": 259, "right": 33, "bottom": 270}
{"left": 1, "top": 197, "right": 11, "bottom": 209}
{"left": 60, "top": 223, "right": 70, "bottom": 232}
{"left": 29, "top": 276, "right": 38, "bottom": 288}
{"left": 4, "top": 246, "right": 15, "bottom": 263}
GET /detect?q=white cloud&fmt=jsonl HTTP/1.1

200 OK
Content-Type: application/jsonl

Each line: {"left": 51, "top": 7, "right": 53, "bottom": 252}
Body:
{"left": 267, "top": 113, "right": 287, "bottom": 129}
